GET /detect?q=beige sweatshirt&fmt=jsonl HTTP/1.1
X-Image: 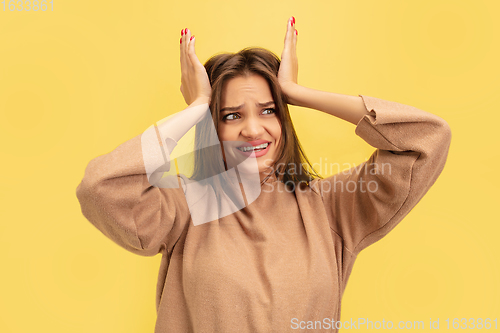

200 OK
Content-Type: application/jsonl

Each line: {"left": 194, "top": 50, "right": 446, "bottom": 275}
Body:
{"left": 76, "top": 95, "right": 451, "bottom": 332}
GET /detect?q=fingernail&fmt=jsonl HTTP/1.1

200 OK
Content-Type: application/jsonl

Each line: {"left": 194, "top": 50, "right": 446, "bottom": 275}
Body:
{"left": 186, "top": 28, "right": 189, "bottom": 34}
{"left": 180, "top": 37, "right": 182, "bottom": 44}
{"left": 292, "top": 16, "right": 295, "bottom": 24}
{"left": 181, "top": 29, "right": 184, "bottom": 35}
{"left": 190, "top": 35, "right": 194, "bottom": 41}
{"left": 295, "top": 30, "right": 298, "bottom": 35}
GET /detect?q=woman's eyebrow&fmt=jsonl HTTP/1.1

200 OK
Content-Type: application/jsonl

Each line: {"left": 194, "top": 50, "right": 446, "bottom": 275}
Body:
{"left": 220, "top": 101, "right": 275, "bottom": 113}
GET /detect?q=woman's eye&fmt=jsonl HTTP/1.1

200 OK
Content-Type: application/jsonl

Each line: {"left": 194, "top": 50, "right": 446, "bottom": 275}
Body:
{"left": 223, "top": 113, "right": 240, "bottom": 121}
{"left": 222, "top": 109, "right": 275, "bottom": 121}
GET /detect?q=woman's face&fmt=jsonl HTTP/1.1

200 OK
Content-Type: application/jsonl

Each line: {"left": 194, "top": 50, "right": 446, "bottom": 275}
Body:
{"left": 218, "top": 74, "right": 282, "bottom": 180}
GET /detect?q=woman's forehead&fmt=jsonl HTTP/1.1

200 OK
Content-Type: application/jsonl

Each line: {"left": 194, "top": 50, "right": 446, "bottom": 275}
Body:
{"left": 221, "top": 75, "right": 273, "bottom": 106}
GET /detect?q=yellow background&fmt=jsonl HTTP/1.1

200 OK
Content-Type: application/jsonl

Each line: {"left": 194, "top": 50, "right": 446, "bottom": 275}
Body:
{"left": 1, "top": 0, "right": 498, "bottom": 332}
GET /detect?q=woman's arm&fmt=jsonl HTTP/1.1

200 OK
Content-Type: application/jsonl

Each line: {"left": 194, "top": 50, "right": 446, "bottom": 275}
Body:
{"left": 76, "top": 96, "right": 210, "bottom": 256}
{"left": 75, "top": 128, "right": 192, "bottom": 257}
{"left": 313, "top": 96, "right": 452, "bottom": 254}
{"left": 75, "top": 29, "right": 212, "bottom": 256}
{"left": 284, "top": 85, "right": 370, "bottom": 125}
{"left": 278, "top": 18, "right": 451, "bottom": 255}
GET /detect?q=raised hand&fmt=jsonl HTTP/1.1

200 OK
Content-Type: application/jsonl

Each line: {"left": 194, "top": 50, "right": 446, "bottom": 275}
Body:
{"left": 278, "top": 17, "right": 299, "bottom": 105}
{"left": 179, "top": 28, "right": 212, "bottom": 105}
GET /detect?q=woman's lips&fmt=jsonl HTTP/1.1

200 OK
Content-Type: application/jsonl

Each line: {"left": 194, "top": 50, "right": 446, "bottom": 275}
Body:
{"left": 236, "top": 142, "right": 271, "bottom": 158}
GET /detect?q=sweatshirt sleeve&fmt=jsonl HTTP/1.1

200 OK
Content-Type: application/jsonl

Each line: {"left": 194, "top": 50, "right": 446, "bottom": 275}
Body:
{"left": 314, "top": 95, "right": 452, "bottom": 255}
{"left": 75, "top": 103, "right": 211, "bottom": 256}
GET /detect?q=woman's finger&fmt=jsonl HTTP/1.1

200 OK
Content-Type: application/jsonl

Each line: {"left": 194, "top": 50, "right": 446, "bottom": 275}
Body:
{"left": 180, "top": 28, "right": 193, "bottom": 104}
{"left": 188, "top": 35, "right": 202, "bottom": 68}
{"left": 183, "top": 28, "right": 192, "bottom": 64}
{"left": 181, "top": 28, "right": 187, "bottom": 61}
{"left": 284, "top": 17, "right": 295, "bottom": 51}
{"left": 180, "top": 28, "right": 188, "bottom": 72}
{"left": 293, "top": 23, "right": 297, "bottom": 48}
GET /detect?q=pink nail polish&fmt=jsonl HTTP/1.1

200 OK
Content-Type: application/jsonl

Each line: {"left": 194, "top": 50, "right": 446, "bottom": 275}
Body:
{"left": 180, "top": 37, "right": 182, "bottom": 44}
{"left": 190, "top": 35, "right": 194, "bottom": 41}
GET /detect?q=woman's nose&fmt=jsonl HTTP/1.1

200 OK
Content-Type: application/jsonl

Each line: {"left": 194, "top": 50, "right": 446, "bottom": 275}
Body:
{"left": 241, "top": 116, "right": 265, "bottom": 139}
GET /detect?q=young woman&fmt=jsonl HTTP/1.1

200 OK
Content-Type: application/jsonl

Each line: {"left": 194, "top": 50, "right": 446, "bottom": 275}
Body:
{"left": 76, "top": 17, "right": 451, "bottom": 332}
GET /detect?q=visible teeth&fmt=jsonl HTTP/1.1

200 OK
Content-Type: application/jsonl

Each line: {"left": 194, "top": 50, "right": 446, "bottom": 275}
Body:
{"left": 238, "top": 142, "right": 269, "bottom": 152}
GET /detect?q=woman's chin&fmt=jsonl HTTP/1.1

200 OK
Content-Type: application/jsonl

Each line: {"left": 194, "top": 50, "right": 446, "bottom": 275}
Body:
{"left": 222, "top": 150, "right": 275, "bottom": 182}
{"left": 239, "top": 164, "right": 274, "bottom": 181}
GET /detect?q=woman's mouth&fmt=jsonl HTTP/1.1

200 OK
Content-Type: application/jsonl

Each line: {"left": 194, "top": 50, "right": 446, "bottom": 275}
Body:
{"left": 236, "top": 142, "right": 271, "bottom": 158}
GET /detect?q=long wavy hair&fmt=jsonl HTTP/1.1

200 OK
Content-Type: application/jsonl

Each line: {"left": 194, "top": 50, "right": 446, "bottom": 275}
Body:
{"left": 189, "top": 47, "right": 321, "bottom": 190}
